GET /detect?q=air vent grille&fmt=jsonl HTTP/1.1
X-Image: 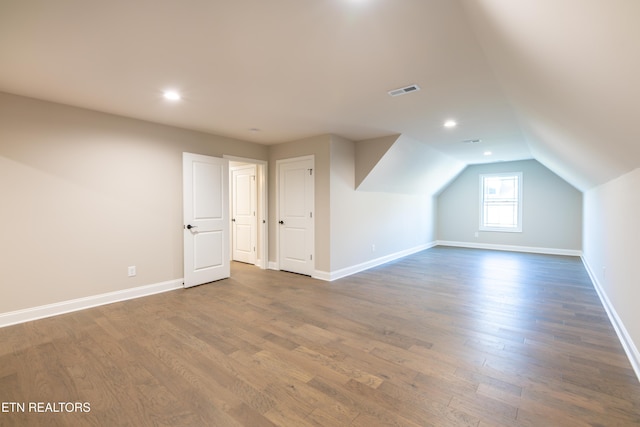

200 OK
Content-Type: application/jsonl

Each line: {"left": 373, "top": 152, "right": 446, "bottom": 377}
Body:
{"left": 388, "top": 84, "right": 420, "bottom": 97}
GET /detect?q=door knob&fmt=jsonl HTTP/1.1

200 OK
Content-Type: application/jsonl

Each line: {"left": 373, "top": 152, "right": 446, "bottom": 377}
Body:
{"left": 279, "top": 220, "right": 284, "bottom": 225}
{"left": 232, "top": 218, "right": 236, "bottom": 222}
{"left": 186, "top": 224, "right": 197, "bottom": 230}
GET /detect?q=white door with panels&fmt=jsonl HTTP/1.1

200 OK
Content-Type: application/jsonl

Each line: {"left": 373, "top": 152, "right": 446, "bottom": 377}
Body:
{"left": 183, "top": 153, "right": 230, "bottom": 288}
{"left": 278, "top": 156, "right": 314, "bottom": 276}
{"left": 231, "top": 165, "right": 257, "bottom": 265}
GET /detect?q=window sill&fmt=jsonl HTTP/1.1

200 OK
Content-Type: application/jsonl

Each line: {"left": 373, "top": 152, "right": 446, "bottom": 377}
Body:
{"left": 479, "top": 227, "right": 522, "bottom": 233}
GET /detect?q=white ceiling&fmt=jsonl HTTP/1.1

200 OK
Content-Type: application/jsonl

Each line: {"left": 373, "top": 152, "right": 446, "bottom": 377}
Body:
{"left": 1, "top": 0, "right": 638, "bottom": 191}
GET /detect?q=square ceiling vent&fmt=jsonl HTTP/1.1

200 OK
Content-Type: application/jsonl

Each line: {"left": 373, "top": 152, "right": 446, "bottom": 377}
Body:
{"left": 388, "top": 84, "right": 420, "bottom": 97}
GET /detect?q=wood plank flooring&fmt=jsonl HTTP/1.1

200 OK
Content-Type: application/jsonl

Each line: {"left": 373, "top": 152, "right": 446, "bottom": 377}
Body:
{"left": 1, "top": 246, "right": 639, "bottom": 426}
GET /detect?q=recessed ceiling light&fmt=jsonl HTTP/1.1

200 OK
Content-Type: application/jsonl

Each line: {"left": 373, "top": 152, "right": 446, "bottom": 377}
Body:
{"left": 484, "top": 151, "right": 492, "bottom": 156}
{"left": 163, "top": 90, "right": 181, "bottom": 101}
{"left": 444, "top": 120, "right": 457, "bottom": 128}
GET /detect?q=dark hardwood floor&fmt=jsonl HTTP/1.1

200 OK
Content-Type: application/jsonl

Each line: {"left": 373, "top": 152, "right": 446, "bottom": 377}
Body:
{"left": 1, "top": 246, "right": 639, "bottom": 426}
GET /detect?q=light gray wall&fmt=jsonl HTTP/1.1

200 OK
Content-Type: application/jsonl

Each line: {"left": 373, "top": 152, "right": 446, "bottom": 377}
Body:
{"left": 0, "top": 92, "right": 267, "bottom": 314}
{"left": 437, "top": 159, "right": 582, "bottom": 251}
{"left": 330, "top": 136, "right": 436, "bottom": 272}
{"left": 583, "top": 168, "right": 640, "bottom": 370}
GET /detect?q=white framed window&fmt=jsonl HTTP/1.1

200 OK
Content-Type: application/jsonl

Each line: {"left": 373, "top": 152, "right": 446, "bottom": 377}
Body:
{"left": 479, "top": 172, "right": 522, "bottom": 232}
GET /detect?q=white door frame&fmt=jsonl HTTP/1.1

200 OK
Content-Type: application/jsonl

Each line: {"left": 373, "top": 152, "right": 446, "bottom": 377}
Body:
{"left": 276, "top": 155, "right": 315, "bottom": 274}
{"left": 224, "top": 155, "right": 268, "bottom": 269}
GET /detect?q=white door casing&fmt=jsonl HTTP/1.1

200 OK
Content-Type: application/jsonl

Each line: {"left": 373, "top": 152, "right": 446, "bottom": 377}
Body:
{"left": 183, "top": 153, "right": 230, "bottom": 288}
{"left": 231, "top": 165, "right": 257, "bottom": 264}
{"left": 277, "top": 156, "right": 314, "bottom": 276}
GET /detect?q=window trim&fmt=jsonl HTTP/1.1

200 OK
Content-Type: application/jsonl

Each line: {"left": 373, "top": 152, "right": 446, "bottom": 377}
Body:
{"left": 479, "top": 172, "right": 523, "bottom": 233}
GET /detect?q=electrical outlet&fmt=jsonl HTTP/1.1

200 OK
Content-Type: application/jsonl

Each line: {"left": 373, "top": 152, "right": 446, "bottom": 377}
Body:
{"left": 128, "top": 266, "right": 136, "bottom": 277}
{"left": 371, "top": 244, "right": 376, "bottom": 252}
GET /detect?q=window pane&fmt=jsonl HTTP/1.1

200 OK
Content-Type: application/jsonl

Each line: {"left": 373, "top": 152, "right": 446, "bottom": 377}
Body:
{"left": 484, "top": 203, "right": 517, "bottom": 228}
{"left": 484, "top": 177, "right": 501, "bottom": 199}
{"left": 484, "top": 176, "right": 517, "bottom": 201}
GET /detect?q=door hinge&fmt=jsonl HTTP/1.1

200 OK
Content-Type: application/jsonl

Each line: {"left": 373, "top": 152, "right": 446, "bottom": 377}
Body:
{"left": 310, "top": 254, "right": 313, "bottom": 260}
{"left": 310, "top": 212, "right": 312, "bottom": 218}
{"left": 252, "top": 175, "right": 256, "bottom": 181}
{"left": 308, "top": 168, "right": 313, "bottom": 176}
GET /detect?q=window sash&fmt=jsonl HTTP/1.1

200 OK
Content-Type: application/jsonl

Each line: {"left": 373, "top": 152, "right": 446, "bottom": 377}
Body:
{"left": 480, "top": 173, "right": 522, "bottom": 232}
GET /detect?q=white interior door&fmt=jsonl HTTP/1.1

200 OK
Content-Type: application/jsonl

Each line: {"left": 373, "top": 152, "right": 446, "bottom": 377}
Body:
{"left": 278, "top": 156, "right": 314, "bottom": 276}
{"left": 183, "top": 153, "right": 230, "bottom": 288}
{"left": 231, "top": 165, "right": 257, "bottom": 264}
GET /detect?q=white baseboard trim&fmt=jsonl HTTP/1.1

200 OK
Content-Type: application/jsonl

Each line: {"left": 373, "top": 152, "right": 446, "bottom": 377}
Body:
{"left": 268, "top": 242, "right": 437, "bottom": 282}
{"left": 436, "top": 240, "right": 582, "bottom": 257}
{"left": 312, "top": 270, "right": 331, "bottom": 281}
{"left": 0, "top": 279, "right": 184, "bottom": 329}
{"left": 320, "top": 242, "right": 437, "bottom": 282}
{"left": 581, "top": 257, "right": 640, "bottom": 383}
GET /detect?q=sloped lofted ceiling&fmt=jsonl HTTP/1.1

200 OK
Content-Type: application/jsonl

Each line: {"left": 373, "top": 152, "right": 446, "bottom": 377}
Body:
{"left": 355, "top": 134, "right": 466, "bottom": 195}
{"left": 0, "top": 0, "right": 637, "bottom": 192}
{"left": 461, "top": 0, "right": 640, "bottom": 190}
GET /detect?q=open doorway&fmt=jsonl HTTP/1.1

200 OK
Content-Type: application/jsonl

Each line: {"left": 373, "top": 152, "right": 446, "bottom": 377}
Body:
{"left": 226, "top": 156, "right": 268, "bottom": 269}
